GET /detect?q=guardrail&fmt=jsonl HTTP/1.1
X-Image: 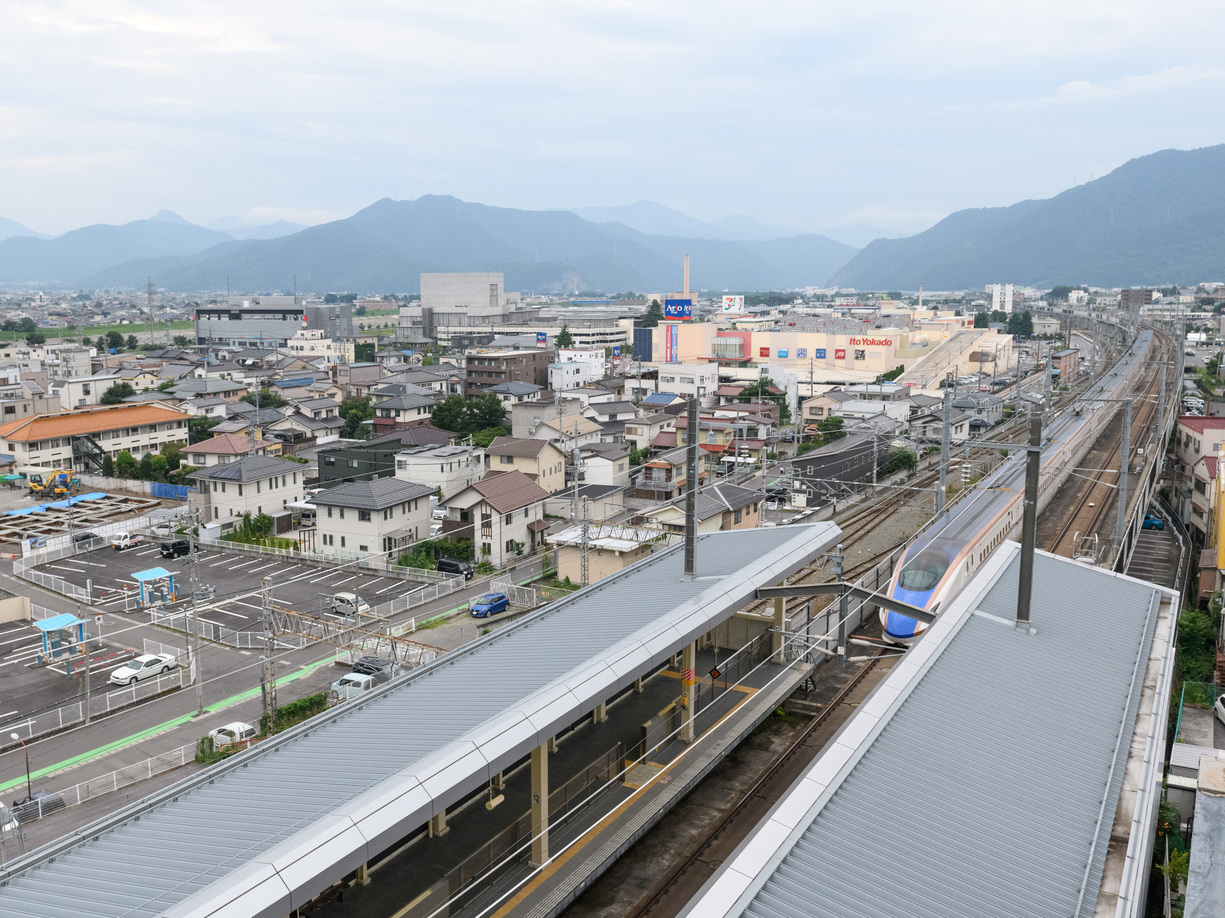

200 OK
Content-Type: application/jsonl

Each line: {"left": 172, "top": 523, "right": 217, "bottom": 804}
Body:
{"left": 12, "top": 553, "right": 90, "bottom": 603}
{"left": 369, "top": 575, "right": 465, "bottom": 620}
{"left": 0, "top": 666, "right": 188, "bottom": 753}
{"left": 152, "top": 609, "right": 307, "bottom": 651}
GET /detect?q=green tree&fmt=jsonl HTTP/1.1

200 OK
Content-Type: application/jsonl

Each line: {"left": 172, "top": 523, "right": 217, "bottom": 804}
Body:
{"left": 876, "top": 365, "right": 905, "bottom": 383}
{"left": 138, "top": 452, "right": 154, "bottom": 480}
{"left": 973, "top": 312, "right": 988, "bottom": 328}
{"left": 81, "top": 336, "right": 92, "bottom": 348}
{"left": 101, "top": 454, "right": 114, "bottom": 477}
{"left": 555, "top": 324, "right": 574, "bottom": 348}
{"left": 338, "top": 396, "right": 374, "bottom": 439}
{"left": 354, "top": 342, "right": 376, "bottom": 362}
{"left": 115, "top": 450, "right": 137, "bottom": 478}
{"left": 471, "top": 426, "right": 505, "bottom": 448}
{"left": 18, "top": 318, "right": 35, "bottom": 334}
{"left": 1047, "top": 285, "right": 1074, "bottom": 302}
{"left": 26, "top": 331, "right": 45, "bottom": 345}
{"left": 354, "top": 304, "right": 367, "bottom": 316}
{"left": 740, "top": 376, "right": 790, "bottom": 424}
{"left": 429, "top": 395, "right": 469, "bottom": 434}
{"left": 105, "top": 331, "right": 124, "bottom": 351}
{"left": 158, "top": 380, "right": 176, "bottom": 391}
{"left": 817, "top": 416, "right": 845, "bottom": 442}
{"left": 642, "top": 300, "right": 663, "bottom": 328}
{"left": 100, "top": 382, "right": 136, "bottom": 404}
{"left": 882, "top": 447, "right": 917, "bottom": 475}
{"left": 173, "top": 335, "right": 191, "bottom": 347}
{"left": 150, "top": 454, "right": 168, "bottom": 481}
{"left": 1006, "top": 310, "right": 1034, "bottom": 337}
{"left": 188, "top": 416, "right": 220, "bottom": 444}
{"left": 160, "top": 442, "right": 183, "bottom": 472}
{"left": 324, "top": 293, "right": 339, "bottom": 304}
{"left": 125, "top": 335, "right": 139, "bottom": 350}
{"left": 241, "top": 388, "right": 288, "bottom": 409}
{"left": 468, "top": 392, "right": 507, "bottom": 431}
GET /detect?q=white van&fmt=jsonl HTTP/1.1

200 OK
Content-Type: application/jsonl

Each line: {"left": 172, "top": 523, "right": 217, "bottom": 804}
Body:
{"left": 331, "top": 592, "right": 371, "bottom": 617}
{"left": 330, "top": 672, "right": 376, "bottom": 701}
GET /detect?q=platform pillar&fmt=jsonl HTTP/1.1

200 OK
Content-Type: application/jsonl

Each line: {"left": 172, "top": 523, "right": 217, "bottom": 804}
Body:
{"left": 772, "top": 595, "right": 786, "bottom": 663}
{"left": 355, "top": 862, "right": 370, "bottom": 886}
{"left": 634, "top": 677, "right": 644, "bottom": 693}
{"left": 593, "top": 701, "right": 607, "bottom": 723}
{"left": 530, "top": 742, "right": 549, "bottom": 866}
{"left": 493, "top": 771, "right": 504, "bottom": 791}
{"left": 429, "top": 809, "right": 448, "bottom": 837}
{"left": 680, "top": 641, "right": 696, "bottom": 743}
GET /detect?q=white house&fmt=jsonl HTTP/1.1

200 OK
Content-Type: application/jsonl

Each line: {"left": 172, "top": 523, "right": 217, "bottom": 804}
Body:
{"left": 394, "top": 443, "right": 485, "bottom": 500}
{"left": 313, "top": 477, "right": 435, "bottom": 558}
{"left": 444, "top": 469, "right": 551, "bottom": 566}
{"left": 189, "top": 456, "right": 306, "bottom": 529}
{"left": 655, "top": 363, "right": 719, "bottom": 403}
{"left": 580, "top": 443, "right": 631, "bottom": 489}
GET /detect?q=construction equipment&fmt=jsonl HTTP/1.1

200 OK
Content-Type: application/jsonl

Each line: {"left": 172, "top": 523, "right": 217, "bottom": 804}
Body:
{"left": 28, "top": 470, "right": 72, "bottom": 495}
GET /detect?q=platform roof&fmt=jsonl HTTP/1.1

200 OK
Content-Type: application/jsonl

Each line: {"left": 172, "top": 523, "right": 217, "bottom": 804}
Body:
{"left": 683, "top": 542, "right": 1178, "bottom": 918}
{"left": 0, "top": 523, "right": 840, "bottom": 918}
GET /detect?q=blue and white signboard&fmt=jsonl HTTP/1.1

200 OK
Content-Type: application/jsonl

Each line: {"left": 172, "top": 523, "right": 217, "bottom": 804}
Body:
{"left": 777, "top": 348, "right": 788, "bottom": 358}
{"left": 664, "top": 324, "right": 680, "bottom": 362}
{"left": 663, "top": 298, "right": 692, "bottom": 320}
{"left": 536, "top": 332, "right": 548, "bottom": 349}
{"left": 797, "top": 348, "right": 807, "bottom": 358}
{"left": 613, "top": 345, "right": 621, "bottom": 358}
{"left": 815, "top": 348, "right": 827, "bottom": 359}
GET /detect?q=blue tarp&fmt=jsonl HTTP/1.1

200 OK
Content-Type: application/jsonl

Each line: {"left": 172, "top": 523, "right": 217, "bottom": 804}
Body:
{"left": 150, "top": 482, "right": 191, "bottom": 500}
{"left": 273, "top": 376, "right": 315, "bottom": 389}
{"left": 6, "top": 492, "right": 106, "bottom": 516}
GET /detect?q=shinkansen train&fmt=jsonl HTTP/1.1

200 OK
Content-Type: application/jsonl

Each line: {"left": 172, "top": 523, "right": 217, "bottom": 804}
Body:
{"left": 883, "top": 327, "right": 1154, "bottom": 643}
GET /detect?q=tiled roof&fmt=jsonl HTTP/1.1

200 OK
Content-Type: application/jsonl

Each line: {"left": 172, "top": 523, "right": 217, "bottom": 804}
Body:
{"left": 313, "top": 477, "right": 434, "bottom": 511}
{"left": 1177, "top": 416, "right": 1225, "bottom": 433}
{"left": 467, "top": 469, "right": 551, "bottom": 513}
{"left": 650, "top": 430, "right": 678, "bottom": 449}
{"left": 0, "top": 404, "right": 189, "bottom": 442}
{"left": 487, "top": 436, "right": 553, "bottom": 458}
{"left": 186, "top": 434, "right": 260, "bottom": 456}
{"left": 188, "top": 456, "right": 303, "bottom": 482}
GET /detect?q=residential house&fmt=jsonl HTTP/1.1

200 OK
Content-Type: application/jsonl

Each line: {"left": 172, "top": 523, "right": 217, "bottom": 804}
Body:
{"left": 801, "top": 390, "right": 855, "bottom": 427}
{"left": 189, "top": 456, "right": 306, "bottom": 529}
{"left": 544, "top": 483, "right": 624, "bottom": 522}
{"left": 529, "top": 414, "right": 602, "bottom": 451}
{"left": 394, "top": 443, "right": 485, "bottom": 500}
{"left": 444, "top": 469, "right": 552, "bottom": 565}
{"left": 183, "top": 433, "right": 282, "bottom": 468}
{"left": 334, "top": 362, "right": 383, "bottom": 395}
{"left": 634, "top": 445, "right": 696, "bottom": 500}
{"left": 1173, "top": 417, "right": 1225, "bottom": 535}
{"left": 638, "top": 391, "right": 684, "bottom": 414}
{"left": 909, "top": 409, "right": 971, "bottom": 444}
{"left": 317, "top": 426, "right": 454, "bottom": 485}
{"left": 550, "top": 524, "right": 661, "bottom": 585}
{"left": 624, "top": 412, "right": 675, "bottom": 452}
{"left": 0, "top": 403, "right": 191, "bottom": 470}
{"left": 642, "top": 482, "right": 761, "bottom": 533}
{"left": 170, "top": 378, "right": 249, "bottom": 401}
{"left": 488, "top": 380, "right": 543, "bottom": 406}
{"left": 580, "top": 442, "right": 630, "bottom": 489}
{"left": 952, "top": 393, "right": 1004, "bottom": 433}
{"left": 371, "top": 392, "right": 437, "bottom": 434}
{"left": 267, "top": 408, "right": 344, "bottom": 444}
{"left": 484, "top": 437, "right": 566, "bottom": 493}
{"left": 1187, "top": 454, "right": 1217, "bottom": 547}
{"left": 314, "top": 478, "right": 435, "bottom": 558}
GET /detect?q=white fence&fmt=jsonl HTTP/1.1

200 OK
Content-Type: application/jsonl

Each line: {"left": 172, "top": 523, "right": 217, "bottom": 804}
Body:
{"left": 153, "top": 608, "right": 307, "bottom": 651}
{"left": 24, "top": 512, "right": 165, "bottom": 556}
{"left": 490, "top": 575, "right": 538, "bottom": 609}
{"left": 0, "top": 666, "right": 189, "bottom": 753}
{"left": 369, "top": 575, "right": 466, "bottom": 620}
{"left": 198, "top": 535, "right": 461, "bottom": 585}
{"left": 13, "top": 552, "right": 90, "bottom": 603}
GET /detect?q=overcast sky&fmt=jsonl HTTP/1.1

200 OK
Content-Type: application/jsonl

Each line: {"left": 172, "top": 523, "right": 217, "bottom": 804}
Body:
{"left": 3, "top": 1, "right": 1224, "bottom": 243}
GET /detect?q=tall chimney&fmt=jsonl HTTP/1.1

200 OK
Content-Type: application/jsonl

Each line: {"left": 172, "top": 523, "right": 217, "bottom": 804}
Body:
{"left": 683, "top": 254, "right": 690, "bottom": 300}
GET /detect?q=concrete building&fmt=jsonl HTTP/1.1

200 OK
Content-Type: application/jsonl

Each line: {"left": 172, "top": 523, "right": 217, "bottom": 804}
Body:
{"left": 655, "top": 363, "right": 719, "bottom": 402}
{"left": 189, "top": 456, "right": 306, "bottom": 528}
{"left": 285, "top": 329, "right": 354, "bottom": 365}
{"left": 317, "top": 426, "right": 454, "bottom": 485}
{"left": 314, "top": 478, "right": 435, "bottom": 558}
{"left": 195, "top": 297, "right": 352, "bottom": 349}
{"left": 444, "top": 469, "right": 551, "bottom": 565}
{"left": 548, "top": 348, "right": 606, "bottom": 392}
{"left": 465, "top": 349, "right": 553, "bottom": 395}
{"left": 398, "top": 273, "right": 524, "bottom": 338}
{"left": 393, "top": 443, "right": 485, "bottom": 500}
{"left": 0, "top": 403, "right": 190, "bottom": 470}
{"left": 484, "top": 437, "right": 566, "bottom": 493}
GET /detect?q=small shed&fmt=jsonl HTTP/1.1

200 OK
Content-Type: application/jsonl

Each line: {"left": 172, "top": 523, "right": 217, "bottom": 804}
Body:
{"left": 34, "top": 613, "right": 85, "bottom": 663}
{"left": 133, "top": 567, "right": 177, "bottom": 607}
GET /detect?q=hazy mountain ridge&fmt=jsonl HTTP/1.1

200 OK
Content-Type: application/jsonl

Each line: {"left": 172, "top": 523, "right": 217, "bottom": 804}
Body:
{"left": 829, "top": 145, "right": 1225, "bottom": 289}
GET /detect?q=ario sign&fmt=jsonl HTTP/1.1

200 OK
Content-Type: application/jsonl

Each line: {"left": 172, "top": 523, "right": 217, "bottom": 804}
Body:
{"left": 664, "top": 299, "right": 692, "bottom": 320}
{"left": 722, "top": 295, "right": 745, "bottom": 313}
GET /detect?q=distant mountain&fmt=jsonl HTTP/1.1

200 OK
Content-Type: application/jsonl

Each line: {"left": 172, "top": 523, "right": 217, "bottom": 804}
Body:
{"left": 84, "top": 196, "right": 858, "bottom": 294}
{"left": 571, "top": 200, "right": 807, "bottom": 241}
{"left": 0, "top": 216, "right": 233, "bottom": 286}
{"left": 830, "top": 145, "right": 1225, "bottom": 290}
{"left": 0, "top": 217, "right": 49, "bottom": 242}
{"left": 206, "top": 217, "right": 308, "bottom": 240}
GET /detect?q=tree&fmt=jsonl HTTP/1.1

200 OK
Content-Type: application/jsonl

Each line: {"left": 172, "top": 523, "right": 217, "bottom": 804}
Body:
{"left": 876, "top": 365, "right": 905, "bottom": 383}
{"left": 817, "top": 416, "right": 845, "bottom": 442}
{"left": 354, "top": 342, "right": 376, "bottom": 362}
{"left": 26, "top": 331, "right": 45, "bottom": 345}
{"left": 354, "top": 304, "right": 367, "bottom": 316}
{"left": 125, "top": 335, "right": 139, "bottom": 350}
{"left": 1006, "top": 310, "right": 1033, "bottom": 337}
{"left": 429, "top": 395, "right": 469, "bottom": 435}
{"left": 882, "top": 447, "right": 917, "bottom": 475}
{"left": 241, "top": 388, "right": 288, "bottom": 409}
{"left": 18, "top": 318, "right": 35, "bottom": 334}
{"left": 81, "top": 336, "right": 92, "bottom": 347}
{"left": 555, "top": 324, "right": 574, "bottom": 348}
{"left": 138, "top": 452, "right": 154, "bottom": 480}
{"left": 973, "top": 312, "right": 989, "bottom": 328}
{"left": 160, "top": 443, "right": 183, "bottom": 472}
{"left": 468, "top": 392, "right": 507, "bottom": 431}
{"left": 173, "top": 335, "right": 191, "bottom": 347}
{"left": 642, "top": 300, "right": 664, "bottom": 328}
{"left": 338, "top": 396, "right": 374, "bottom": 439}
{"left": 324, "top": 293, "right": 339, "bottom": 304}
{"left": 740, "top": 376, "right": 790, "bottom": 424}
{"left": 105, "top": 331, "right": 124, "bottom": 351}
{"left": 100, "top": 382, "right": 136, "bottom": 404}
{"left": 115, "top": 450, "right": 138, "bottom": 478}
{"left": 189, "top": 416, "right": 220, "bottom": 443}
{"left": 101, "top": 454, "right": 114, "bottom": 477}
{"left": 150, "top": 454, "right": 168, "bottom": 481}
{"left": 471, "top": 427, "right": 505, "bottom": 448}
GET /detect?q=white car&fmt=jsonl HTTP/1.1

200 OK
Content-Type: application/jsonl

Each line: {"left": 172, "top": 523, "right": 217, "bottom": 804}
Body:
{"left": 1215, "top": 695, "right": 1225, "bottom": 725}
{"left": 208, "top": 722, "right": 257, "bottom": 749}
{"left": 109, "top": 653, "right": 177, "bottom": 686}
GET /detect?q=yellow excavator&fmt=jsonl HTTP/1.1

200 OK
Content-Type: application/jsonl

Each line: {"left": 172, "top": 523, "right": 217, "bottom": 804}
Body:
{"left": 28, "top": 469, "right": 73, "bottom": 496}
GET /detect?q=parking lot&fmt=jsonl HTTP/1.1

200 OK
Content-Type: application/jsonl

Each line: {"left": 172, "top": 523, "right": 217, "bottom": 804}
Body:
{"left": 34, "top": 543, "right": 430, "bottom": 634}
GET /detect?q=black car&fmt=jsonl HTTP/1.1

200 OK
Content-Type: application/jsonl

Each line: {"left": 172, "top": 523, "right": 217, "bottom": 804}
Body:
{"left": 12, "top": 790, "right": 66, "bottom": 821}
{"left": 437, "top": 557, "right": 474, "bottom": 580}
{"left": 351, "top": 657, "right": 397, "bottom": 684}
{"left": 72, "top": 531, "right": 99, "bottom": 545}
{"left": 160, "top": 539, "right": 190, "bottom": 559}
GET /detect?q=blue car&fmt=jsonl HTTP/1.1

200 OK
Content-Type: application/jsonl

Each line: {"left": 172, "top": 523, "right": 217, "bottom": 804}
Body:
{"left": 470, "top": 592, "right": 510, "bottom": 618}
{"left": 1142, "top": 515, "right": 1165, "bottom": 531}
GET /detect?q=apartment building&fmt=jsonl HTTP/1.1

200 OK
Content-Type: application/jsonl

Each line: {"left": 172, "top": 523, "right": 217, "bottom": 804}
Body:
{"left": 464, "top": 349, "right": 553, "bottom": 395}
{"left": 0, "top": 403, "right": 191, "bottom": 469}
{"left": 189, "top": 456, "right": 306, "bottom": 528}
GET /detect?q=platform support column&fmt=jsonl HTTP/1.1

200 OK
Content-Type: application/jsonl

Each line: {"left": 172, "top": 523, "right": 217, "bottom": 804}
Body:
{"left": 771, "top": 595, "right": 786, "bottom": 663}
{"left": 634, "top": 677, "right": 643, "bottom": 693}
{"left": 429, "top": 809, "right": 448, "bottom": 837}
{"left": 530, "top": 742, "right": 549, "bottom": 866}
{"left": 355, "top": 862, "right": 370, "bottom": 886}
{"left": 493, "top": 771, "right": 504, "bottom": 791}
{"left": 593, "top": 701, "right": 607, "bottom": 723}
{"left": 680, "top": 641, "right": 696, "bottom": 743}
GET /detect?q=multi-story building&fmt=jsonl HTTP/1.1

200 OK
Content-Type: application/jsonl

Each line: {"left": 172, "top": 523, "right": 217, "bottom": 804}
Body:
{"left": 464, "top": 349, "right": 553, "bottom": 395}
{"left": 371, "top": 392, "right": 437, "bottom": 434}
{"left": 624, "top": 412, "right": 675, "bottom": 451}
{"left": 484, "top": 437, "right": 566, "bottom": 493}
{"left": 394, "top": 444, "right": 485, "bottom": 500}
{"left": 1172, "top": 416, "right": 1225, "bottom": 537}
{"left": 0, "top": 403, "right": 190, "bottom": 470}
{"left": 398, "top": 273, "right": 525, "bottom": 338}
{"left": 656, "top": 363, "right": 719, "bottom": 402}
{"left": 1119, "top": 289, "right": 1153, "bottom": 312}
{"left": 195, "top": 297, "right": 353, "bottom": 349}
{"left": 317, "top": 426, "right": 454, "bottom": 485}
{"left": 314, "top": 478, "right": 435, "bottom": 558}
{"left": 189, "top": 456, "right": 306, "bottom": 527}
{"left": 285, "top": 329, "right": 355, "bottom": 364}
{"left": 444, "top": 469, "right": 551, "bottom": 565}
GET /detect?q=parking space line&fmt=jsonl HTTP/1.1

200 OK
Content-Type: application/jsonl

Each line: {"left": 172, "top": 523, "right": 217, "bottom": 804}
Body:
{"left": 207, "top": 557, "right": 233, "bottom": 568}
{"left": 308, "top": 572, "right": 337, "bottom": 584}
{"left": 232, "top": 600, "right": 264, "bottom": 611}
{"left": 333, "top": 575, "right": 357, "bottom": 586}
{"left": 248, "top": 562, "right": 279, "bottom": 574}
{"left": 231, "top": 559, "right": 261, "bottom": 569}
{"left": 210, "top": 608, "right": 248, "bottom": 619}
{"left": 376, "top": 583, "right": 399, "bottom": 595}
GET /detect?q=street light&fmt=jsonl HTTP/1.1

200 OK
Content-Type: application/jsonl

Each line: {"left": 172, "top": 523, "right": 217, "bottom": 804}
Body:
{"left": 9, "top": 733, "right": 31, "bottom": 802}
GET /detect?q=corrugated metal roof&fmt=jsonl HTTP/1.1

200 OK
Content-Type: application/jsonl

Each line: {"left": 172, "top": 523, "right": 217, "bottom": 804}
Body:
{"left": 685, "top": 544, "right": 1175, "bottom": 918}
{"left": 0, "top": 524, "right": 839, "bottom": 918}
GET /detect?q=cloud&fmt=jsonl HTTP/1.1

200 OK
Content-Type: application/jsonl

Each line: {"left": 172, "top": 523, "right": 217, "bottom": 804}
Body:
{"left": 999, "top": 64, "right": 1225, "bottom": 109}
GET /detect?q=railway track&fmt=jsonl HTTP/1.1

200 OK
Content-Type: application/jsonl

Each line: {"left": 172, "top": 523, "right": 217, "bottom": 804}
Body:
{"left": 619, "top": 651, "right": 890, "bottom": 918}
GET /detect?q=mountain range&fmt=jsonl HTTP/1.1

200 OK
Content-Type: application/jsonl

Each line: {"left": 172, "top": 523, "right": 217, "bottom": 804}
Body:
{"left": 831, "top": 144, "right": 1225, "bottom": 290}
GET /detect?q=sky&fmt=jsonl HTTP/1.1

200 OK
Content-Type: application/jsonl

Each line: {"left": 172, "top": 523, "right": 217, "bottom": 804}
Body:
{"left": 3, "top": 0, "right": 1224, "bottom": 244}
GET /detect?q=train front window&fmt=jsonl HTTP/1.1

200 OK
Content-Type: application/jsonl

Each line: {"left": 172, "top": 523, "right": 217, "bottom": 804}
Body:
{"left": 898, "top": 549, "right": 948, "bottom": 592}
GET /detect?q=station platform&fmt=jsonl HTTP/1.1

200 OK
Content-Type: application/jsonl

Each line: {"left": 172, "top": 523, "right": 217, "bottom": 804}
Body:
{"left": 318, "top": 646, "right": 813, "bottom": 918}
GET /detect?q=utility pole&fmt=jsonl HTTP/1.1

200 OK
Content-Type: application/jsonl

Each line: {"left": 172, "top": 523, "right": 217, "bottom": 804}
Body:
{"left": 1017, "top": 412, "right": 1042, "bottom": 626}
{"left": 579, "top": 496, "right": 590, "bottom": 587}
{"left": 1116, "top": 400, "right": 1132, "bottom": 559}
{"left": 831, "top": 544, "right": 847, "bottom": 669}
{"left": 79, "top": 600, "right": 91, "bottom": 725}
{"left": 187, "top": 503, "right": 205, "bottom": 716}
{"left": 683, "top": 396, "right": 699, "bottom": 579}
{"left": 937, "top": 372, "right": 953, "bottom": 514}
{"left": 261, "top": 576, "right": 276, "bottom": 733}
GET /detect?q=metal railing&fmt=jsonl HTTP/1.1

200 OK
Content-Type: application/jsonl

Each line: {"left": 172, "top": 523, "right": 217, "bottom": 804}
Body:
{"left": 152, "top": 609, "right": 307, "bottom": 651}
{"left": 0, "top": 667, "right": 188, "bottom": 753}
{"left": 369, "top": 576, "right": 466, "bottom": 620}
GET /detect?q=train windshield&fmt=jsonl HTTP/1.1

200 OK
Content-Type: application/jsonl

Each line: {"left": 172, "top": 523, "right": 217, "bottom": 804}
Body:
{"left": 897, "top": 548, "right": 949, "bottom": 592}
